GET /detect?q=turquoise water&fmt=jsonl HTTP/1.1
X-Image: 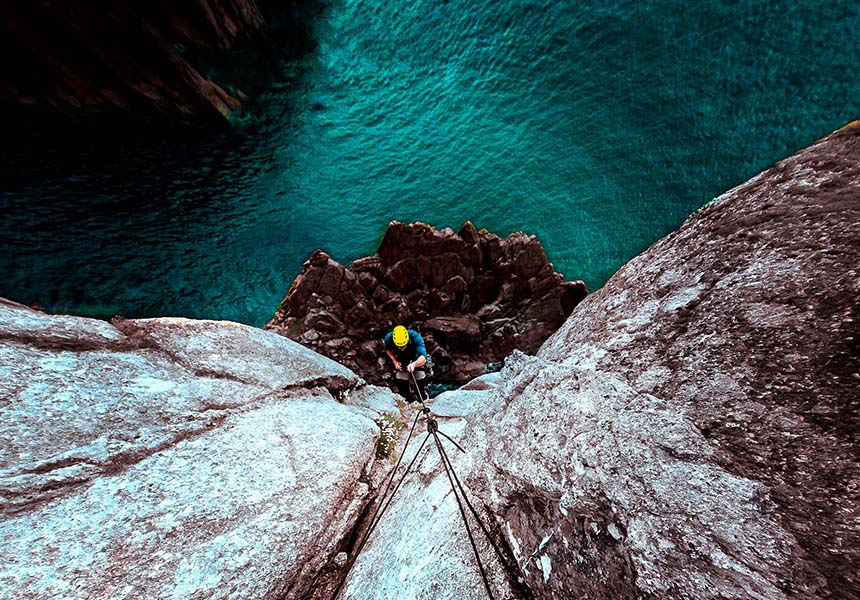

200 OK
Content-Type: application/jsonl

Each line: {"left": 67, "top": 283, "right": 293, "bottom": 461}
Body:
{"left": 2, "top": 0, "right": 858, "bottom": 325}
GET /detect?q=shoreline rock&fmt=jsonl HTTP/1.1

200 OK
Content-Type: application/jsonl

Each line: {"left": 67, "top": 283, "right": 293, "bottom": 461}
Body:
{"left": 265, "top": 221, "right": 588, "bottom": 386}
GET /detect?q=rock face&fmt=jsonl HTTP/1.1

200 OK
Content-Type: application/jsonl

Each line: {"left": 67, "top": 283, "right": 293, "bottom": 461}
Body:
{"left": 0, "top": 0, "right": 269, "bottom": 127}
{"left": 335, "top": 373, "right": 524, "bottom": 600}
{"left": 335, "top": 123, "right": 860, "bottom": 599}
{"left": 0, "top": 298, "right": 401, "bottom": 600}
{"left": 265, "top": 221, "right": 588, "bottom": 385}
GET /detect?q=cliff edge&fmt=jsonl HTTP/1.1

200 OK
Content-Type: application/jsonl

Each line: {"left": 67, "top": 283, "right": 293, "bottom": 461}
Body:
{"left": 0, "top": 0, "right": 292, "bottom": 128}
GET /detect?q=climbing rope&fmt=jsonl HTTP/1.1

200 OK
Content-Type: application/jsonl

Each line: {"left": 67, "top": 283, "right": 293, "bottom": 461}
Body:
{"left": 329, "top": 370, "right": 524, "bottom": 600}
{"left": 329, "top": 408, "right": 429, "bottom": 600}
{"left": 409, "top": 371, "right": 522, "bottom": 589}
{"left": 433, "top": 434, "right": 520, "bottom": 579}
{"left": 431, "top": 427, "right": 496, "bottom": 599}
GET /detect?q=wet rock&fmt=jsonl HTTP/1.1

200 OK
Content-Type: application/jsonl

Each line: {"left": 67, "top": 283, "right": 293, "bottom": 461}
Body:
{"left": 0, "top": 299, "right": 401, "bottom": 600}
{"left": 333, "top": 123, "right": 860, "bottom": 599}
{"left": 266, "top": 222, "right": 588, "bottom": 385}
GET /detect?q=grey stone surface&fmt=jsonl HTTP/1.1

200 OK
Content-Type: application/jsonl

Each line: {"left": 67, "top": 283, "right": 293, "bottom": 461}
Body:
{"left": 0, "top": 301, "right": 401, "bottom": 600}
{"left": 475, "top": 123, "right": 860, "bottom": 599}
{"left": 426, "top": 373, "right": 501, "bottom": 418}
{"left": 116, "top": 316, "right": 361, "bottom": 390}
{"left": 0, "top": 297, "right": 124, "bottom": 348}
{"left": 344, "top": 384, "right": 402, "bottom": 415}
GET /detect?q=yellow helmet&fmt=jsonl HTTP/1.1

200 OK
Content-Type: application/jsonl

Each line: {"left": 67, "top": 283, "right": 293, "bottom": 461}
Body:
{"left": 392, "top": 325, "right": 409, "bottom": 348}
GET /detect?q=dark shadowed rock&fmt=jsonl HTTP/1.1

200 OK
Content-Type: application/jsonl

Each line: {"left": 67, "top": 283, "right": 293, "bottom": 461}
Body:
{"left": 334, "top": 123, "right": 860, "bottom": 599}
{"left": 0, "top": 0, "right": 269, "bottom": 127}
{"left": 266, "top": 222, "right": 588, "bottom": 385}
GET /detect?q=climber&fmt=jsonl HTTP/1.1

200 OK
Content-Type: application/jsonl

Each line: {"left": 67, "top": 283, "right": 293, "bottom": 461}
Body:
{"left": 383, "top": 325, "right": 431, "bottom": 403}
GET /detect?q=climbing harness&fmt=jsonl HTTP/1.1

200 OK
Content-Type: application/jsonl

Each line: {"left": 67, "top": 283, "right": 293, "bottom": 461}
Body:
{"left": 328, "top": 371, "right": 528, "bottom": 600}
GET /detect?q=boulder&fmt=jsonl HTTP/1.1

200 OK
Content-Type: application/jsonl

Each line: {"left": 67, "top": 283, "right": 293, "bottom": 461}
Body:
{"left": 266, "top": 222, "right": 588, "bottom": 386}
{"left": 332, "top": 123, "right": 860, "bottom": 599}
{"left": 0, "top": 298, "right": 402, "bottom": 600}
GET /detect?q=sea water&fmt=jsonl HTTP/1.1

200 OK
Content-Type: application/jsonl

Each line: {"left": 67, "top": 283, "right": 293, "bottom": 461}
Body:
{"left": 1, "top": 0, "right": 858, "bottom": 325}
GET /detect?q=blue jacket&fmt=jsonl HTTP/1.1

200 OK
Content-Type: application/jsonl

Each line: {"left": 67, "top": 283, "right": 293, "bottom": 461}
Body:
{"left": 383, "top": 329, "right": 428, "bottom": 364}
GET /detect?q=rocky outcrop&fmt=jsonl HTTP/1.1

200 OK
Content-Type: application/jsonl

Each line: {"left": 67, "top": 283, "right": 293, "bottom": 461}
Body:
{"left": 0, "top": 298, "right": 401, "bottom": 600}
{"left": 335, "top": 123, "right": 860, "bottom": 599}
{"left": 0, "top": 0, "right": 272, "bottom": 127}
{"left": 265, "top": 221, "right": 588, "bottom": 385}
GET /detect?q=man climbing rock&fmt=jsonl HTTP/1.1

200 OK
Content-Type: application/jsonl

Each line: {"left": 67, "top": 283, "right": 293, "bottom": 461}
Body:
{"left": 384, "top": 325, "right": 430, "bottom": 402}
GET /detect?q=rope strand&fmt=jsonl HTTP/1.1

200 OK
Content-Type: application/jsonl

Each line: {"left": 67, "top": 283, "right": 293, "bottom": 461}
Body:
{"left": 329, "top": 411, "right": 429, "bottom": 600}
{"left": 435, "top": 434, "right": 521, "bottom": 579}
{"left": 365, "top": 432, "right": 431, "bottom": 540}
{"left": 435, "top": 428, "right": 466, "bottom": 454}
{"left": 432, "top": 430, "right": 496, "bottom": 600}
{"left": 328, "top": 371, "right": 525, "bottom": 600}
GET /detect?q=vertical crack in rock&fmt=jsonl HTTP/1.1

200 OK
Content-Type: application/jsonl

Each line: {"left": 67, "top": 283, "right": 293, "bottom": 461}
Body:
{"left": 301, "top": 480, "right": 380, "bottom": 600}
